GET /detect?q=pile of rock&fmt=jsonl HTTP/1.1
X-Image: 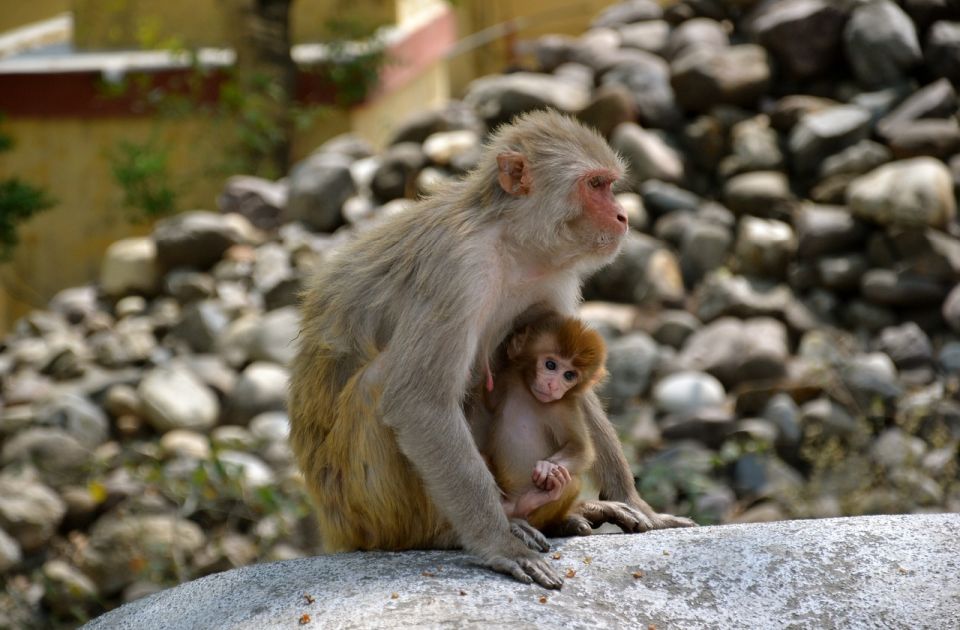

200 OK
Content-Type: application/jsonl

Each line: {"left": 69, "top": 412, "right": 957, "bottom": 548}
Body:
{"left": 2, "top": 0, "right": 960, "bottom": 624}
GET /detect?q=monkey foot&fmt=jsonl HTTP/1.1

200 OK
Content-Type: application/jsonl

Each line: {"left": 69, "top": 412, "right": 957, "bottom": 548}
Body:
{"left": 566, "top": 500, "right": 696, "bottom": 534}
{"left": 481, "top": 550, "right": 563, "bottom": 590}
{"left": 509, "top": 518, "right": 550, "bottom": 552}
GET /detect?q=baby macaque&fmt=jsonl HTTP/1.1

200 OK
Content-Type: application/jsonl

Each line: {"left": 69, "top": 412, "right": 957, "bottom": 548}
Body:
{"left": 484, "top": 314, "right": 607, "bottom": 533}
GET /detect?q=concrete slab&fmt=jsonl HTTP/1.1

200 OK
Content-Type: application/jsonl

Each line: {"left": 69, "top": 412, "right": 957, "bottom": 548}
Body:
{"left": 84, "top": 513, "right": 960, "bottom": 629}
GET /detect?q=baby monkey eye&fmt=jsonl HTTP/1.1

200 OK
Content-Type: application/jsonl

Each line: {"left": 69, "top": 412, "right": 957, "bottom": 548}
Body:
{"left": 563, "top": 371, "right": 577, "bottom": 382}
{"left": 545, "top": 359, "right": 557, "bottom": 371}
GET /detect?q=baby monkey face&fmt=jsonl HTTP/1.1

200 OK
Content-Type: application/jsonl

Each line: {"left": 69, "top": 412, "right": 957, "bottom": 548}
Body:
{"left": 530, "top": 353, "right": 579, "bottom": 403}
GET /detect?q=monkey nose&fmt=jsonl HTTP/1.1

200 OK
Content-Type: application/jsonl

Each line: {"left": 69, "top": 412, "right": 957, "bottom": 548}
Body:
{"left": 616, "top": 211, "right": 627, "bottom": 225}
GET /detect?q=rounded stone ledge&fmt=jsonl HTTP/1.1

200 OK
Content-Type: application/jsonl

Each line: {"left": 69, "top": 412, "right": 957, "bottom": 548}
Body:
{"left": 84, "top": 514, "right": 959, "bottom": 629}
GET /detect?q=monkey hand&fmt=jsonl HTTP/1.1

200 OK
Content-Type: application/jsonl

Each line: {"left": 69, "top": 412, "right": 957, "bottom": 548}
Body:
{"left": 509, "top": 518, "right": 550, "bottom": 552}
{"left": 532, "top": 460, "right": 569, "bottom": 490}
{"left": 478, "top": 537, "right": 563, "bottom": 590}
{"left": 561, "top": 500, "right": 694, "bottom": 535}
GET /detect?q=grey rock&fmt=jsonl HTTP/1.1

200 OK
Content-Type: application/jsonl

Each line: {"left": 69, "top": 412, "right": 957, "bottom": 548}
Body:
{"left": 464, "top": 72, "right": 591, "bottom": 128}
{"left": 841, "top": 353, "right": 903, "bottom": 408}
{"left": 734, "top": 216, "right": 797, "bottom": 279}
{"left": 138, "top": 365, "right": 220, "bottom": 433}
{"left": 211, "top": 425, "right": 256, "bottom": 452}
{"left": 942, "top": 283, "right": 960, "bottom": 332}
{"left": 249, "top": 411, "right": 290, "bottom": 443}
{"left": 87, "top": 515, "right": 960, "bottom": 629}
{"left": 871, "top": 428, "right": 926, "bottom": 469}
{"left": 680, "top": 219, "right": 733, "bottom": 285}
{"left": 884, "top": 119, "right": 960, "bottom": 160}
{"left": 584, "top": 233, "right": 684, "bottom": 306}
{"left": 422, "top": 130, "right": 480, "bottom": 166}
{"left": 819, "top": 140, "right": 892, "bottom": 180}
{"left": 925, "top": 20, "right": 960, "bottom": 84}
{"left": 939, "top": 341, "right": 960, "bottom": 373}
{"left": 153, "top": 211, "right": 251, "bottom": 272}
{"left": 315, "top": 133, "right": 374, "bottom": 160}
{"left": 719, "top": 115, "right": 784, "bottom": 176}
{"left": 171, "top": 300, "right": 231, "bottom": 354}
{"left": 639, "top": 181, "right": 701, "bottom": 217}
{"left": 215, "top": 451, "right": 275, "bottom": 488}
{"left": 43, "top": 559, "right": 99, "bottom": 615}
{"left": 601, "top": 332, "right": 660, "bottom": 413}
{"left": 592, "top": 0, "right": 662, "bottom": 28}
{"left": 676, "top": 317, "right": 789, "bottom": 387}
{"left": 861, "top": 269, "right": 947, "bottom": 306}
{"left": 652, "top": 370, "right": 726, "bottom": 416}
{"left": 617, "top": 192, "right": 648, "bottom": 231}
{"left": 617, "top": 19, "right": 671, "bottom": 56}
{"left": 387, "top": 102, "right": 482, "bottom": 146}
{"left": 844, "top": 0, "right": 922, "bottom": 88}
{"left": 769, "top": 94, "right": 838, "bottom": 131}
{"left": 38, "top": 392, "right": 109, "bottom": 449}
{"left": 217, "top": 175, "right": 287, "bottom": 231}
{"left": 660, "top": 407, "right": 736, "bottom": 447}
{"left": 599, "top": 55, "right": 679, "bottom": 129}
{"left": 100, "top": 237, "right": 160, "bottom": 297}
{"left": 287, "top": 152, "right": 355, "bottom": 232}
{"left": 652, "top": 310, "right": 701, "bottom": 349}
{"left": 0, "top": 476, "right": 66, "bottom": 553}
{"left": 848, "top": 158, "right": 956, "bottom": 228}
{"left": 159, "top": 429, "right": 210, "bottom": 460}
{"left": 248, "top": 307, "right": 300, "bottom": 366}
{"left": 692, "top": 272, "right": 792, "bottom": 322}
{"left": 682, "top": 115, "right": 726, "bottom": 171}
{"left": 163, "top": 270, "right": 215, "bottom": 303}
{"left": 49, "top": 285, "right": 99, "bottom": 324}
{"left": 671, "top": 45, "right": 771, "bottom": 112}
{"left": 794, "top": 204, "right": 867, "bottom": 259}
{"left": 0, "top": 428, "right": 89, "bottom": 487}
{"left": 877, "top": 79, "right": 957, "bottom": 137}
{"left": 800, "top": 397, "right": 859, "bottom": 438}
{"left": 611, "top": 123, "right": 684, "bottom": 187}
{"left": 748, "top": 0, "right": 848, "bottom": 78}
{"left": 876, "top": 322, "right": 933, "bottom": 368}
{"left": 0, "top": 527, "right": 21, "bottom": 572}
{"left": 666, "top": 17, "right": 728, "bottom": 61}
{"left": 816, "top": 254, "right": 868, "bottom": 292}
{"left": 225, "top": 362, "right": 288, "bottom": 425}
{"left": 80, "top": 514, "right": 205, "bottom": 596}
{"left": 723, "top": 171, "right": 794, "bottom": 218}
{"left": 761, "top": 393, "right": 803, "bottom": 448}
{"left": 371, "top": 143, "right": 428, "bottom": 203}
{"left": 789, "top": 105, "right": 872, "bottom": 176}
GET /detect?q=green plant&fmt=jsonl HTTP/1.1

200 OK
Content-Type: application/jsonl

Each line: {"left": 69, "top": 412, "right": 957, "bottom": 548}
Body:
{"left": 108, "top": 138, "right": 178, "bottom": 222}
{"left": 0, "top": 117, "right": 54, "bottom": 261}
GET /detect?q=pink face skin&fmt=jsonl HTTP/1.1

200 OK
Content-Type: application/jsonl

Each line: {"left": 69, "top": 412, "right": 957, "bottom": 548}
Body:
{"left": 576, "top": 168, "right": 628, "bottom": 242}
{"left": 530, "top": 354, "right": 580, "bottom": 403}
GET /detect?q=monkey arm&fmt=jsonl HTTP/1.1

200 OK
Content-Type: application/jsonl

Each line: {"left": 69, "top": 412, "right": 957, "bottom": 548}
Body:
{"left": 578, "top": 390, "right": 697, "bottom": 531}
{"left": 378, "top": 313, "right": 563, "bottom": 588}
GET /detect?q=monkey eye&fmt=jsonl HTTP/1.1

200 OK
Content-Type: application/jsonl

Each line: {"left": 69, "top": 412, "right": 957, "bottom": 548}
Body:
{"left": 563, "top": 371, "right": 577, "bottom": 382}
{"left": 545, "top": 359, "right": 557, "bottom": 371}
{"left": 588, "top": 175, "right": 605, "bottom": 189}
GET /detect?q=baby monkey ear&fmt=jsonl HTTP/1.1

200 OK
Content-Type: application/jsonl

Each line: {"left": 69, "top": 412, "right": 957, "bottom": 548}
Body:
{"left": 496, "top": 151, "right": 533, "bottom": 196}
{"left": 506, "top": 328, "right": 531, "bottom": 361}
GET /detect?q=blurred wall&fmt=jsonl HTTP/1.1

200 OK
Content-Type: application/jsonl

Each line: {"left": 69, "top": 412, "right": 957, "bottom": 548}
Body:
{"left": 0, "top": 1, "right": 69, "bottom": 34}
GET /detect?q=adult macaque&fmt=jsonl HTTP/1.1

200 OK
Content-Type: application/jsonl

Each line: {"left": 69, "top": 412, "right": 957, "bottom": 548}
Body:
{"left": 484, "top": 314, "right": 605, "bottom": 534}
{"left": 289, "top": 109, "right": 694, "bottom": 590}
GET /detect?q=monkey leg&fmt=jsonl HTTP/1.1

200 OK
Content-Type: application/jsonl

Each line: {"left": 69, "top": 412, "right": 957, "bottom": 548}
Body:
{"left": 289, "top": 351, "right": 456, "bottom": 552}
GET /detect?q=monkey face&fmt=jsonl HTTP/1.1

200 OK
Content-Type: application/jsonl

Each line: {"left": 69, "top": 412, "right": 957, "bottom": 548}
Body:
{"left": 571, "top": 168, "right": 628, "bottom": 256}
{"left": 529, "top": 353, "right": 579, "bottom": 403}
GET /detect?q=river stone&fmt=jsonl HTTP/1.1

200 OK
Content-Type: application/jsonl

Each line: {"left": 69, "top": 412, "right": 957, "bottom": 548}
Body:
{"left": 617, "top": 19, "right": 670, "bottom": 56}
{"left": 789, "top": 105, "right": 872, "bottom": 176}
{"left": 671, "top": 45, "right": 771, "bottom": 112}
{"left": 0, "top": 476, "right": 66, "bottom": 553}
{"left": 666, "top": 17, "right": 729, "bottom": 61}
{"left": 247, "top": 306, "right": 300, "bottom": 366}
{"left": 370, "top": 143, "right": 427, "bottom": 203}
{"left": 611, "top": 123, "right": 684, "bottom": 186}
{"left": 159, "top": 429, "right": 211, "bottom": 460}
{"left": 464, "top": 72, "right": 591, "bottom": 128}
{"left": 601, "top": 332, "right": 660, "bottom": 413}
{"left": 844, "top": 0, "right": 922, "bottom": 88}
{"left": 217, "top": 175, "right": 287, "bottom": 231}
{"left": 138, "top": 365, "right": 220, "bottom": 433}
{"left": 153, "top": 211, "right": 251, "bottom": 272}
{"left": 80, "top": 514, "right": 205, "bottom": 596}
{"left": 877, "top": 78, "right": 957, "bottom": 136}
{"left": 100, "top": 237, "right": 160, "bottom": 298}
{"left": 794, "top": 204, "right": 867, "bottom": 259}
{"left": 43, "top": 559, "right": 99, "bottom": 615}
{"left": 225, "top": 362, "right": 288, "bottom": 425}
{"left": 876, "top": 322, "right": 933, "bottom": 369}
{"left": 883, "top": 119, "right": 960, "bottom": 160}
{"left": 0, "top": 527, "right": 21, "bottom": 572}
{"left": 734, "top": 216, "right": 797, "bottom": 279}
{"left": 592, "top": 0, "right": 662, "bottom": 28}
{"left": 847, "top": 158, "right": 956, "bottom": 228}
{"left": 926, "top": 21, "right": 960, "bottom": 84}
{"left": 422, "top": 130, "right": 480, "bottom": 166}
{"left": 286, "top": 152, "right": 355, "bottom": 232}
{"left": 819, "top": 140, "right": 892, "bottom": 180}
{"left": 719, "top": 115, "right": 784, "bottom": 176}
{"left": 723, "top": 171, "right": 793, "bottom": 218}
{"left": 747, "top": 0, "right": 847, "bottom": 78}
{"left": 676, "top": 317, "right": 789, "bottom": 387}
{"left": 599, "top": 53, "right": 680, "bottom": 130}
{"left": 37, "top": 392, "right": 109, "bottom": 449}
{"left": 0, "top": 428, "right": 89, "bottom": 488}
{"left": 680, "top": 219, "right": 733, "bottom": 285}
{"left": 84, "top": 515, "right": 960, "bottom": 629}
{"left": 652, "top": 371, "right": 727, "bottom": 416}
{"left": 215, "top": 451, "right": 275, "bottom": 488}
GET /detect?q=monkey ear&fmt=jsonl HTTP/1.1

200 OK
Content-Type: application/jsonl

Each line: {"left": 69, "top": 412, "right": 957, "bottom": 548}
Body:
{"left": 496, "top": 151, "right": 532, "bottom": 196}
{"left": 507, "top": 329, "right": 529, "bottom": 360}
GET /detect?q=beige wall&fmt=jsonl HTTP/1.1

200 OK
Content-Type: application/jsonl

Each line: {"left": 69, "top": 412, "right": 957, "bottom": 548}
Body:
{"left": 0, "top": 0, "right": 70, "bottom": 33}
